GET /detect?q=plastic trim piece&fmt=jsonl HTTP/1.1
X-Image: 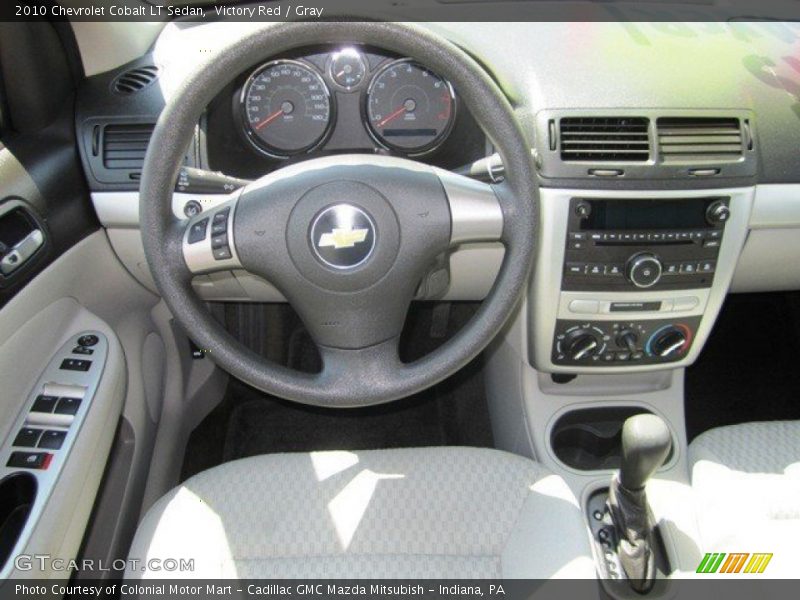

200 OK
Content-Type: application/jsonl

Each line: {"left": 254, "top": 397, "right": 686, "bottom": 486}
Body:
{"left": 0, "top": 332, "right": 107, "bottom": 580}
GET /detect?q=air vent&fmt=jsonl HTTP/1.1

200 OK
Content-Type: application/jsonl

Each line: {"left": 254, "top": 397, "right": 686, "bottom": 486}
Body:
{"left": 559, "top": 117, "right": 650, "bottom": 162}
{"left": 657, "top": 117, "right": 743, "bottom": 163}
{"left": 102, "top": 124, "right": 154, "bottom": 170}
{"left": 113, "top": 65, "right": 159, "bottom": 95}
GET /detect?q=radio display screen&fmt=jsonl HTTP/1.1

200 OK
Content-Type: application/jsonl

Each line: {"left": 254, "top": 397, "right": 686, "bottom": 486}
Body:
{"left": 581, "top": 198, "right": 717, "bottom": 231}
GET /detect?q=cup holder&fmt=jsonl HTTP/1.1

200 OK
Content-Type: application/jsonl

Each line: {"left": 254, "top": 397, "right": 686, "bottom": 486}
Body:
{"left": 0, "top": 472, "right": 37, "bottom": 571}
{"left": 551, "top": 407, "right": 672, "bottom": 471}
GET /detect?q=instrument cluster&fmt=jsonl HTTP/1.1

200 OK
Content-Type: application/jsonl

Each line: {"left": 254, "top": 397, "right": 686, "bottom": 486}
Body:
{"left": 235, "top": 46, "right": 457, "bottom": 159}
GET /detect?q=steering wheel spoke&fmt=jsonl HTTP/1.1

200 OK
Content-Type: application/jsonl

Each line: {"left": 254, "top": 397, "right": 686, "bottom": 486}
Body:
{"left": 316, "top": 338, "right": 403, "bottom": 404}
{"left": 181, "top": 194, "right": 243, "bottom": 275}
{"left": 436, "top": 169, "right": 504, "bottom": 245}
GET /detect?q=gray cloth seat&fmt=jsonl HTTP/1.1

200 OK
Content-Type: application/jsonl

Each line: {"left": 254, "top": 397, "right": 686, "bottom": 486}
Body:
{"left": 128, "top": 447, "right": 596, "bottom": 579}
{"left": 689, "top": 420, "right": 800, "bottom": 577}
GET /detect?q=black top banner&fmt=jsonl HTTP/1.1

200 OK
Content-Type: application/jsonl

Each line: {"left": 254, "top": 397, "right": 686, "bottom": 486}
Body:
{"left": 4, "top": 0, "right": 800, "bottom": 22}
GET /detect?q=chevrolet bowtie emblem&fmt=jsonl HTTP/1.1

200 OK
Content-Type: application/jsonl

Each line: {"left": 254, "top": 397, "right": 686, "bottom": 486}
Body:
{"left": 318, "top": 228, "right": 369, "bottom": 249}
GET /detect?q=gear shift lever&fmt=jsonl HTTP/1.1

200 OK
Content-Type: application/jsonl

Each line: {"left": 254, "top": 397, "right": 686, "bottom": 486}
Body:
{"left": 607, "top": 414, "right": 671, "bottom": 593}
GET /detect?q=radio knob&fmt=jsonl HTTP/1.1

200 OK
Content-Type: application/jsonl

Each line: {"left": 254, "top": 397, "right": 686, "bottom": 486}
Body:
{"left": 706, "top": 201, "right": 731, "bottom": 225}
{"left": 649, "top": 326, "right": 689, "bottom": 358}
{"left": 563, "top": 329, "right": 601, "bottom": 361}
{"left": 625, "top": 253, "right": 663, "bottom": 288}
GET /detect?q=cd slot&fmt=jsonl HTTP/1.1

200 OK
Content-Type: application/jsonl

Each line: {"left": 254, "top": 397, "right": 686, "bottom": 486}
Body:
{"left": 596, "top": 240, "right": 693, "bottom": 247}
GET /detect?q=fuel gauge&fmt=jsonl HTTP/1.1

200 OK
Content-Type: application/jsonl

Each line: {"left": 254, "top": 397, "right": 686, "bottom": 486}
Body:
{"left": 329, "top": 48, "right": 368, "bottom": 91}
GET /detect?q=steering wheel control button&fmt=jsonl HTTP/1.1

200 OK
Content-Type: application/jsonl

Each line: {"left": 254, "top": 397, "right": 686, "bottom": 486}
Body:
{"left": 54, "top": 397, "right": 82, "bottom": 416}
{"left": 188, "top": 218, "right": 209, "bottom": 244}
{"left": 31, "top": 395, "right": 58, "bottom": 413}
{"left": 38, "top": 430, "right": 67, "bottom": 450}
{"left": 213, "top": 246, "right": 232, "bottom": 260}
{"left": 310, "top": 204, "right": 376, "bottom": 269}
{"left": 211, "top": 234, "right": 229, "bottom": 249}
{"left": 13, "top": 428, "right": 43, "bottom": 448}
{"left": 60, "top": 358, "right": 92, "bottom": 372}
{"left": 7, "top": 451, "right": 52, "bottom": 470}
{"left": 183, "top": 200, "right": 203, "bottom": 218}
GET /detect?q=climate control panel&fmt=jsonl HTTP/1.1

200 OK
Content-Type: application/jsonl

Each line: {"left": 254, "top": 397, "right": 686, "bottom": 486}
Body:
{"left": 552, "top": 317, "right": 701, "bottom": 366}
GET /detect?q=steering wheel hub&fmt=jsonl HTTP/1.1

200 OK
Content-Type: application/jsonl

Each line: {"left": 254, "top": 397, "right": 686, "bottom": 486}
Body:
{"left": 310, "top": 203, "right": 377, "bottom": 270}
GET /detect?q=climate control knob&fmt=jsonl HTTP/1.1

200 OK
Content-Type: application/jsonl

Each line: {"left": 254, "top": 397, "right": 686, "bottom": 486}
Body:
{"left": 563, "top": 329, "right": 602, "bottom": 361}
{"left": 625, "top": 253, "right": 663, "bottom": 288}
{"left": 648, "top": 326, "right": 689, "bottom": 358}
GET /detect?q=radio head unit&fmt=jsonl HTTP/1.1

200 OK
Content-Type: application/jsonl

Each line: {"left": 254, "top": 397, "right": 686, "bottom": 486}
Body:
{"left": 564, "top": 196, "right": 729, "bottom": 292}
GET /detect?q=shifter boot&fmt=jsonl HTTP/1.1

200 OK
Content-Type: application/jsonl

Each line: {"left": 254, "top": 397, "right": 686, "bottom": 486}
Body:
{"left": 607, "top": 475, "right": 656, "bottom": 593}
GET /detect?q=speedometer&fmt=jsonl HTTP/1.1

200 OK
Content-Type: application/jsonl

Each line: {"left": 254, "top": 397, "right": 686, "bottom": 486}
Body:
{"left": 241, "top": 60, "right": 333, "bottom": 158}
{"left": 365, "top": 59, "right": 456, "bottom": 155}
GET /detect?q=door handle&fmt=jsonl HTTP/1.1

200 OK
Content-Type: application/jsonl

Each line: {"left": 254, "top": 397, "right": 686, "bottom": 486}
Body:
{"left": 0, "top": 228, "right": 44, "bottom": 275}
{"left": 0, "top": 198, "right": 47, "bottom": 278}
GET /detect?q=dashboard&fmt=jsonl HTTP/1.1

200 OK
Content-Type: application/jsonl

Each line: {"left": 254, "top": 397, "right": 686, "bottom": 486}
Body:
{"left": 78, "top": 20, "right": 800, "bottom": 375}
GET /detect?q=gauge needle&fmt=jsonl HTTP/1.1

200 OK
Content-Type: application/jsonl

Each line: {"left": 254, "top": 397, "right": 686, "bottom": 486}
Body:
{"left": 377, "top": 106, "right": 407, "bottom": 128}
{"left": 254, "top": 108, "right": 284, "bottom": 130}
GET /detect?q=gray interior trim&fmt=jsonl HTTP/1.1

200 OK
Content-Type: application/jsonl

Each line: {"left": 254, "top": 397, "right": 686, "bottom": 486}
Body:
{"left": 748, "top": 183, "right": 800, "bottom": 229}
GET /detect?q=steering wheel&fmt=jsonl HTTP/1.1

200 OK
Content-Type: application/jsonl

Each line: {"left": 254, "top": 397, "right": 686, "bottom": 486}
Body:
{"left": 140, "top": 22, "right": 536, "bottom": 408}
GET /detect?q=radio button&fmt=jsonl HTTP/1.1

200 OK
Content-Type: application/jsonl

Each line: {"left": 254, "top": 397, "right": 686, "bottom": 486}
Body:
{"left": 703, "top": 239, "right": 721, "bottom": 249}
{"left": 648, "top": 233, "right": 664, "bottom": 242}
{"left": 604, "top": 264, "right": 624, "bottom": 277}
{"left": 569, "top": 232, "right": 586, "bottom": 241}
{"left": 665, "top": 232, "right": 677, "bottom": 241}
{"left": 565, "top": 263, "right": 586, "bottom": 276}
{"left": 569, "top": 240, "right": 587, "bottom": 250}
{"left": 680, "top": 262, "right": 698, "bottom": 274}
{"left": 664, "top": 263, "right": 680, "bottom": 275}
{"left": 569, "top": 300, "right": 600, "bottom": 315}
{"left": 590, "top": 233, "right": 603, "bottom": 241}
{"left": 633, "top": 233, "right": 647, "bottom": 242}
{"left": 587, "top": 264, "right": 605, "bottom": 276}
{"left": 707, "top": 230, "right": 722, "bottom": 240}
{"left": 672, "top": 297, "right": 700, "bottom": 312}
{"left": 699, "top": 260, "right": 716, "bottom": 273}
{"left": 677, "top": 232, "right": 692, "bottom": 241}
{"left": 604, "top": 233, "right": 619, "bottom": 242}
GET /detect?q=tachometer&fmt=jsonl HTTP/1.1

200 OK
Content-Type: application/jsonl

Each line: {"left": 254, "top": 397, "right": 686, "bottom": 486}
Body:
{"left": 365, "top": 59, "right": 456, "bottom": 155}
{"left": 242, "top": 60, "right": 332, "bottom": 158}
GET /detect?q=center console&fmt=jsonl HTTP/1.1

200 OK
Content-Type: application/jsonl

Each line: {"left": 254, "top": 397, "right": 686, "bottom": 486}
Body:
{"left": 530, "top": 187, "right": 754, "bottom": 373}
